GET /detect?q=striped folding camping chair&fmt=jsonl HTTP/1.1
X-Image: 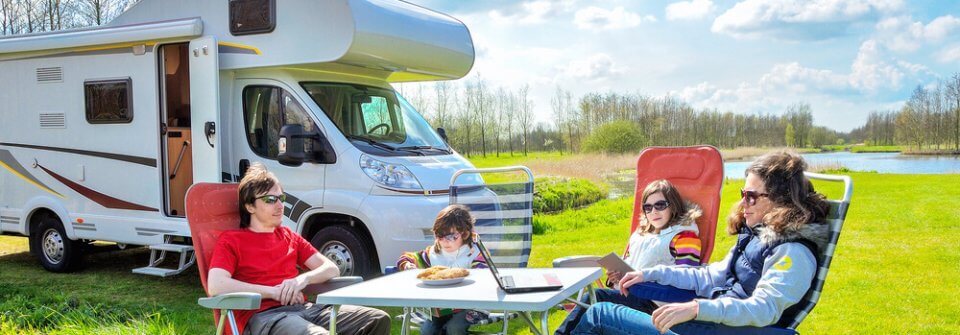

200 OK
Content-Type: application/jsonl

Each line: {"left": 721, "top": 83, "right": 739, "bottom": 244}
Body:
{"left": 627, "top": 171, "right": 853, "bottom": 335}
{"left": 398, "top": 166, "right": 534, "bottom": 335}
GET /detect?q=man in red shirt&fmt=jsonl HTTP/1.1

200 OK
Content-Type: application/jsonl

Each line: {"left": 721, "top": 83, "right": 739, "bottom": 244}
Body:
{"left": 208, "top": 163, "right": 390, "bottom": 335}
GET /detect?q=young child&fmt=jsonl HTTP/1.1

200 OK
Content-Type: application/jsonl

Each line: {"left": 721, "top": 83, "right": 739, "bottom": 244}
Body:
{"left": 396, "top": 204, "right": 487, "bottom": 335}
{"left": 606, "top": 179, "right": 702, "bottom": 288}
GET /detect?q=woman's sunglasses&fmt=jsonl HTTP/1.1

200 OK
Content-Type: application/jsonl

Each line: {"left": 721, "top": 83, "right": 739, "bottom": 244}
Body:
{"left": 740, "top": 189, "right": 769, "bottom": 206}
{"left": 642, "top": 200, "right": 670, "bottom": 213}
{"left": 257, "top": 194, "right": 287, "bottom": 204}
{"left": 435, "top": 232, "right": 463, "bottom": 242}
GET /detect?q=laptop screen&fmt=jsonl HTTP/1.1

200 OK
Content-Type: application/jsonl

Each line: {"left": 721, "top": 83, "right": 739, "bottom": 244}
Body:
{"left": 474, "top": 236, "right": 506, "bottom": 288}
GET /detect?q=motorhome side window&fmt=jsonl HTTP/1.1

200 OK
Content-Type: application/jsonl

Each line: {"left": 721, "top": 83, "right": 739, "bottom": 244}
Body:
{"left": 84, "top": 78, "right": 133, "bottom": 124}
{"left": 243, "top": 86, "right": 317, "bottom": 160}
{"left": 229, "top": 0, "right": 276, "bottom": 35}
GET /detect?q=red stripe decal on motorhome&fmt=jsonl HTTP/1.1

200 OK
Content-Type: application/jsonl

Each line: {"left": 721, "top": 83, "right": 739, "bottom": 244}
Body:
{"left": 37, "top": 164, "right": 158, "bottom": 212}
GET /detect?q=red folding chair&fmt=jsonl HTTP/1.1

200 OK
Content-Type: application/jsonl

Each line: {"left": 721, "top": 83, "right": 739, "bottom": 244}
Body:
{"left": 553, "top": 146, "right": 723, "bottom": 310}
{"left": 630, "top": 145, "right": 723, "bottom": 263}
{"left": 186, "top": 183, "right": 360, "bottom": 335}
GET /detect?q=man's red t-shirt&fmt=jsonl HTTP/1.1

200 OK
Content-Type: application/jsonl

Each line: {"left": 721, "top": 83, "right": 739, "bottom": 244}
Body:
{"left": 209, "top": 226, "right": 318, "bottom": 334}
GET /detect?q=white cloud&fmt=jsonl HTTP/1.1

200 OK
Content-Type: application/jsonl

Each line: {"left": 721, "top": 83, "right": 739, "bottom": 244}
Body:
{"left": 849, "top": 40, "right": 904, "bottom": 92}
{"left": 938, "top": 46, "right": 960, "bottom": 63}
{"left": 666, "top": 0, "right": 716, "bottom": 21}
{"left": 712, "top": 0, "right": 904, "bottom": 40}
{"left": 574, "top": 6, "right": 655, "bottom": 30}
{"left": 489, "top": 0, "right": 570, "bottom": 25}
{"left": 760, "top": 62, "right": 849, "bottom": 93}
{"left": 559, "top": 53, "right": 625, "bottom": 80}
{"left": 874, "top": 15, "right": 960, "bottom": 52}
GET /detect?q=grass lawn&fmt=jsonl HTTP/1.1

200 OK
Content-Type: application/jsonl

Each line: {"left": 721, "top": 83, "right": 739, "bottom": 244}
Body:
{"left": 2, "top": 156, "right": 958, "bottom": 333}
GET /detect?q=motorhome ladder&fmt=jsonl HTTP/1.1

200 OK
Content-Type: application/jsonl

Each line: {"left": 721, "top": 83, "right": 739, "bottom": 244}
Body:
{"left": 132, "top": 235, "right": 196, "bottom": 277}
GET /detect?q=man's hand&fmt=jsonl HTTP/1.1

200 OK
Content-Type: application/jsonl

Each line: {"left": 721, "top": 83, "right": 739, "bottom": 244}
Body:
{"left": 651, "top": 301, "right": 698, "bottom": 334}
{"left": 275, "top": 274, "right": 309, "bottom": 305}
{"left": 618, "top": 271, "right": 644, "bottom": 296}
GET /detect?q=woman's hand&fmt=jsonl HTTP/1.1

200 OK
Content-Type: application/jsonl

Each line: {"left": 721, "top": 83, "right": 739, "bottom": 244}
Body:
{"left": 618, "top": 271, "right": 644, "bottom": 296}
{"left": 605, "top": 271, "right": 623, "bottom": 287}
{"left": 276, "top": 274, "right": 309, "bottom": 305}
{"left": 651, "top": 301, "right": 699, "bottom": 334}
{"left": 403, "top": 263, "right": 418, "bottom": 271}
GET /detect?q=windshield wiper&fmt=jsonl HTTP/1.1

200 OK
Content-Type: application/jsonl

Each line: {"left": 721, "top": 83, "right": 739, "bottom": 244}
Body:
{"left": 346, "top": 135, "right": 397, "bottom": 152}
{"left": 395, "top": 145, "right": 451, "bottom": 154}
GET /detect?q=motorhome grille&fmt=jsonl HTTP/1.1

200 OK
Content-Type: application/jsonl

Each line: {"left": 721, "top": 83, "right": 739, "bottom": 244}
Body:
{"left": 36, "top": 67, "right": 63, "bottom": 83}
{"left": 39, "top": 113, "right": 66, "bottom": 129}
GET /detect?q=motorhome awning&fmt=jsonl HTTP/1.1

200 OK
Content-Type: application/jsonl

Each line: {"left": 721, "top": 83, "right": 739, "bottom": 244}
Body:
{"left": 0, "top": 18, "right": 202, "bottom": 55}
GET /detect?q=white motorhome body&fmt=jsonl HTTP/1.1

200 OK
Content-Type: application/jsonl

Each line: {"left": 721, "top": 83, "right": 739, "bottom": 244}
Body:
{"left": 0, "top": 0, "right": 476, "bottom": 277}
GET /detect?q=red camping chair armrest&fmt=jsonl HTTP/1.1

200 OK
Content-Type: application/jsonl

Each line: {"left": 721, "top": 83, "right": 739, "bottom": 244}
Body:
{"left": 198, "top": 292, "right": 262, "bottom": 310}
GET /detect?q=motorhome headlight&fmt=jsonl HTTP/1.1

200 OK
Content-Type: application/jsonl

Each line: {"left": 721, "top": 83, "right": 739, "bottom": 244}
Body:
{"left": 360, "top": 154, "right": 423, "bottom": 190}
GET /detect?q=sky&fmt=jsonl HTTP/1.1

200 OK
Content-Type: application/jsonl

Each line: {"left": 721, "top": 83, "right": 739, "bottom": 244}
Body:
{"left": 402, "top": 0, "right": 960, "bottom": 132}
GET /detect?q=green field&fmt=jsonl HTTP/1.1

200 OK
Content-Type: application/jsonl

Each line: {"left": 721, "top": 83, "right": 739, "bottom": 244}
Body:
{"left": 2, "top": 154, "right": 958, "bottom": 334}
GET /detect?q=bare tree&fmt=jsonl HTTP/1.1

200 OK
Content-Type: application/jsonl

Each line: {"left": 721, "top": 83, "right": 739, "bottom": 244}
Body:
{"left": 433, "top": 81, "right": 451, "bottom": 129}
{"left": 551, "top": 86, "right": 567, "bottom": 155}
{"left": 948, "top": 73, "right": 960, "bottom": 151}
{"left": 517, "top": 85, "right": 533, "bottom": 156}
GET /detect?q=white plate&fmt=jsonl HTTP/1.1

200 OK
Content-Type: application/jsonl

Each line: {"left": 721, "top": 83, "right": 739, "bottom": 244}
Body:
{"left": 420, "top": 276, "right": 467, "bottom": 286}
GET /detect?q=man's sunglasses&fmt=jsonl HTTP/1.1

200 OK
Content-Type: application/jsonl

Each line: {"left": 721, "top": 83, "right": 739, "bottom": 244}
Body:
{"left": 435, "top": 233, "right": 463, "bottom": 242}
{"left": 740, "top": 189, "right": 769, "bottom": 206}
{"left": 642, "top": 200, "right": 670, "bottom": 213}
{"left": 257, "top": 194, "right": 287, "bottom": 204}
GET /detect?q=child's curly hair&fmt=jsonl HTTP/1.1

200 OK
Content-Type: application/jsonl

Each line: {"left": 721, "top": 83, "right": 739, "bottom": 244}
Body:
{"left": 432, "top": 204, "right": 475, "bottom": 253}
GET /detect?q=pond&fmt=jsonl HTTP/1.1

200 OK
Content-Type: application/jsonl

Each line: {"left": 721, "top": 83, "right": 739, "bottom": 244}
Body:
{"left": 723, "top": 152, "right": 960, "bottom": 179}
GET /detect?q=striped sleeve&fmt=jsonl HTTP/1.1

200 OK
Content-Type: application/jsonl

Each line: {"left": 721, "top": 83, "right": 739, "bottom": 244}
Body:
{"left": 471, "top": 248, "right": 489, "bottom": 269}
{"left": 396, "top": 247, "right": 431, "bottom": 269}
{"left": 670, "top": 231, "right": 702, "bottom": 266}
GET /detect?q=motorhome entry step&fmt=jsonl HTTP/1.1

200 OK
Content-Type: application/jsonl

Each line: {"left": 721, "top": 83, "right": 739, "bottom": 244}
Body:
{"left": 148, "top": 243, "right": 194, "bottom": 253}
{"left": 132, "top": 237, "right": 196, "bottom": 277}
{"left": 132, "top": 266, "right": 183, "bottom": 277}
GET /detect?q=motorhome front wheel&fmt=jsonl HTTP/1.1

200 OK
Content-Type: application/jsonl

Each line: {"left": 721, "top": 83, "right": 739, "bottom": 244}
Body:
{"left": 311, "top": 225, "right": 375, "bottom": 278}
{"left": 31, "top": 214, "right": 83, "bottom": 273}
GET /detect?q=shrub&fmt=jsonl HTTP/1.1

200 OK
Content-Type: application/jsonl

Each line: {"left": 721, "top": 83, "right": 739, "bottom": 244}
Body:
{"left": 582, "top": 121, "right": 646, "bottom": 154}
{"left": 533, "top": 176, "right": 606, "bottom": 215}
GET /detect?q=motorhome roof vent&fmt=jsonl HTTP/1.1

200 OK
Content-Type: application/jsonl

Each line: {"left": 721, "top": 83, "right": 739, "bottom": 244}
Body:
{"left": 36, "top": 67, "right": 63, "bottom": 83}
{"left": 40, "top": 113, "right": 66, "bottom": 129}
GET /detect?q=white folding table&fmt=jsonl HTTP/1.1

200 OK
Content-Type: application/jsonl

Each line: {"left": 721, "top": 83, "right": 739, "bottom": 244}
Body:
{"left": 315, "top": 267, "right": 601, "bottom": 335}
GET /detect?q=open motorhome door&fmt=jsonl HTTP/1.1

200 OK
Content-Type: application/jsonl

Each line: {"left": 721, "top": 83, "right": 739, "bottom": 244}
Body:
{"left": 188, "top": 36, "right": 222, "bottom": 183}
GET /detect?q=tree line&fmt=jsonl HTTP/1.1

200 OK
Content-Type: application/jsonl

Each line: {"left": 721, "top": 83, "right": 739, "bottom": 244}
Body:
{"left": 850, "top": 74, "right": 960, "bottom": 152}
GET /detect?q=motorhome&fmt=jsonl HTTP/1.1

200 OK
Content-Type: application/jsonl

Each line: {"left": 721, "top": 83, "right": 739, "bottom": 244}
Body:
{"left": 0, "top": 0, "right": 477, "bottom": 278}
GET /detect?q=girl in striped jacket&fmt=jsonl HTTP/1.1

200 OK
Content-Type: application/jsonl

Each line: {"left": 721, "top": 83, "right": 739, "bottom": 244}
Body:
{"left": 396, "top": 204, "right": 487, "bottom": 335}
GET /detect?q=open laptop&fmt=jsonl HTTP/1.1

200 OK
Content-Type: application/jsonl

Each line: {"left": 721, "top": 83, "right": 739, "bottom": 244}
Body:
{"left": 475, "top": 236, "right": 562, "bottom": 293}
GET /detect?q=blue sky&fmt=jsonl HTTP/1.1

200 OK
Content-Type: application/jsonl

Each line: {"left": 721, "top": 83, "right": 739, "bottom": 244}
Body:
{"left": 403, "top": 0, "right": 960, "bottom": 132}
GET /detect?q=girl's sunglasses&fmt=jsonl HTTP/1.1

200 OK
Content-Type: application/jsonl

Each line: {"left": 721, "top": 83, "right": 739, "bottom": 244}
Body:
{"left": 435, "top": 232, "right": 463, "bottom": 242}
{"left": 257, "top": 194, "right": 287, "bottom": 204}
{"left": 740, "top": 189, "right": 769, "bottom": 206}
{"left": 642, "top": 200, "right": 669, "bottom": 213}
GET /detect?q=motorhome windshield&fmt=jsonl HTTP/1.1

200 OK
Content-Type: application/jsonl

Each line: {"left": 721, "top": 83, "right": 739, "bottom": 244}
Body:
{"left": 302, "top": 83, "right": 450, "bottom": 156}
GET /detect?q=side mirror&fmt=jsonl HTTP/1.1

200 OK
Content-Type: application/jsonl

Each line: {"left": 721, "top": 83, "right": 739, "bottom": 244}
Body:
{"left": 278, "top": 124, "right": 305, "bottom": 167}
{"left": 278, "top": 124, "right": 338, "bottom": 166}
{"left": 437, "top": 127, "right": 448, "bottom": 143}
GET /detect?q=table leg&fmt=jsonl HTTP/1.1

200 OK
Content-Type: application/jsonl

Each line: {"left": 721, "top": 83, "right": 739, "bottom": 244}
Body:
{"left": 588, "top": 283, "right": 597, "bottom": 304}
{"left": 540, "top": 310, "right": 549, "bottom": 335}
{"left": 518, "top": 312, "right": 543, "bottom": 335}
{"left": 329, "top": 305, "right": 339, "bottom": 335}
{"left": 400, "top": 307, "right": 411, "bottom": 335}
